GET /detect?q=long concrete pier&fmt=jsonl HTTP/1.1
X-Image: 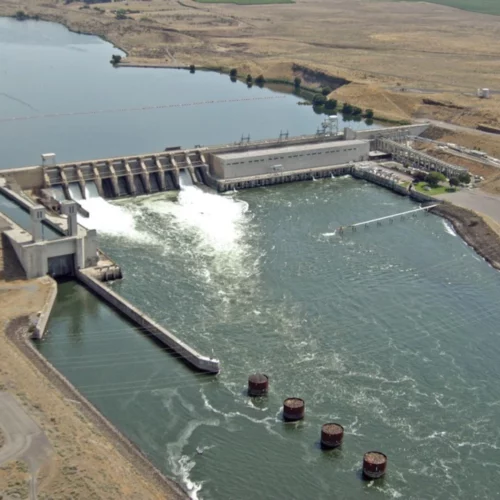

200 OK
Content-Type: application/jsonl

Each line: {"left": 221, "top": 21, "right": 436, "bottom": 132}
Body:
{"left": 77, "top": 269, "right": 220, "bottom": 374}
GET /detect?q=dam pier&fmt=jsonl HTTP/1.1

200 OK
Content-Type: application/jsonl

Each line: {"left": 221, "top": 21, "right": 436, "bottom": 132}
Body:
{"left": 0, "top": 121, "right": 468, "bottom": 374}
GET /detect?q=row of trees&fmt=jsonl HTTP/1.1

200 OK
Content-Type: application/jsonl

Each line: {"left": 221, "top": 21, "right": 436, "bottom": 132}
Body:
{"left": 229, "top": 69, "right": 266, "bottom": 87}
{"left": 414, "top": 170, "right": 471, "bottom": 187}
{"left": 311, "top": 94, "right": 373, "bottom": 118}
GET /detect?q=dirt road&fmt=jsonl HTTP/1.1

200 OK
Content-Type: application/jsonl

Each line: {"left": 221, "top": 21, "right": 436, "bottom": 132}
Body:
{"left": 0, "top": 392, "right": 52, "bottom": 500}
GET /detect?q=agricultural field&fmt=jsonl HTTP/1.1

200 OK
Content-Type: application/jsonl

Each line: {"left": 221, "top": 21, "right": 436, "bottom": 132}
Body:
{"left": 392, "top": 0, "right": 500, "bottom": 16}
{"left": 195, "top": 0, "right": 292, "bottom": 4}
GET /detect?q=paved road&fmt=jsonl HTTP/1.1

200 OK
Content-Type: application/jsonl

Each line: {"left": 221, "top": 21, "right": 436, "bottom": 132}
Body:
{"left": 0, "top": 392, "right": 52, "bottom": 500}
{"left": 437, "top": 189, "right": 500, "bottom": 226}
{"left": 416, "top": 119, "right": 500, "bottom": 138}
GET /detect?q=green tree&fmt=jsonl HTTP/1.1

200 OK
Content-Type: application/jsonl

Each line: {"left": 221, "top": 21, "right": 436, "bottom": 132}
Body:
{"left": 324, "top": 99, "right": 337, "bottom": 110}
{"left": 189, "top": 64, "right": 195, "bottom": 73}
{"left": 322, "top": 86, "right": 332, "bottom": 96}
{"left": 246, "top": 74, "right": 253, "bottom": 84}
{"left": 229, "top": 68, "right": 238, "bottom": 78}
{"left": 294, "top": 77, "right": 301, "bottom": 89}
{"left": 449, "top": 177, "right": 460, "bottom": 187}
{"left": 255, "top": 74, "right": 266, "bottom": 87}
{"left": 312, "top": 94, "right": 326, "bottom": 106}
{"left": 351, "top": 106, "right": 362, "bottom": 116}
{"left": 425, "top": 171, "right": 446, "bottom": 187}
{"left": 458, "top": 172, "right": 471, "bottom": 184}
{"left": 365, "top": 109, "right": 374, "bottom": 119}
{"left": 413, "top": 170, "right": 427, "bottom": 182}
{"left": 342, "top": 102, "right": 353, "bottom": 114}
{"left": 15, "top": 10, "right": 28, "bottom": 20}
{"left": 110, "top": 54, "right": 122, "bottom": 65}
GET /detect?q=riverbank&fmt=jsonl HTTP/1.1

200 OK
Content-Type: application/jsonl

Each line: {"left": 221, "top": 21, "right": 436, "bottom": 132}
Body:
{"left": 431, "top": 203, "right": 500, "bottom": 270}
{"left": 0, "top": 236, "right": 187, "bottom": 498}
{"left": 2, "top": 0, "right": 500, "bottom": 131}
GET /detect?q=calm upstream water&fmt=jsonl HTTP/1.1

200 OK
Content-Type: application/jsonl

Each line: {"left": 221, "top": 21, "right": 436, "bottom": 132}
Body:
{"left": 2, "top": 17, "right": 500, "bottom": 500}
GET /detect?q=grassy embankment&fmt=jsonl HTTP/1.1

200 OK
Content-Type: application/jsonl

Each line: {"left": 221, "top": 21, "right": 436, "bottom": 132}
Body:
{"left": 414, "top": 182, "right": 455, "bottom": 196}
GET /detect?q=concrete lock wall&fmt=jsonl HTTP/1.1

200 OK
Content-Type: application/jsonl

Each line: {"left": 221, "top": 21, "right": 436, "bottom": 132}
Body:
{"left": 77, "top": 270, "right": 220, "bottom": 374}
{"left": 212, "top": 140, "right": 369, "bottom": 180}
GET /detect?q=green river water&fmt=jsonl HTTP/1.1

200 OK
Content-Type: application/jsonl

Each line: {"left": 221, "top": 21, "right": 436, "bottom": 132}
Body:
{"left": 1, "top": 17, "right": 500, "bottom": 500}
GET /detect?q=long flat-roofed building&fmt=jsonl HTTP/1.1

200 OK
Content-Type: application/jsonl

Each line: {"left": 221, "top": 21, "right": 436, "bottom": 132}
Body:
{"left": 210, "top": 140, "right": 370, "bottom": 180}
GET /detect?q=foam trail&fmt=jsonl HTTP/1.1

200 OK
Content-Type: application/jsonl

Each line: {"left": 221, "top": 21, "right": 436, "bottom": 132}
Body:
{"left": 442, "top": 220, "right": 457, "bottom": 237}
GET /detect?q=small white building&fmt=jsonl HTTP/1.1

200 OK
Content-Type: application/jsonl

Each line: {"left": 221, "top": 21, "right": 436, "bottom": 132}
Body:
{"left": 210, "top": 140, "right": 370, "bottom": 180}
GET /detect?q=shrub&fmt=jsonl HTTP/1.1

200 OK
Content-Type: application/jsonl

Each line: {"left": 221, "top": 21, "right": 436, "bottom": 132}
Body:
{"left": 255, "top": 74, "right": 266, "bottom": 87}
{"left": 189, "top": 64, "right": 195, "bottom": 74}
{"left": 413, "top": 170, "right": 427, "bottom": 182}
{"left": 110, "top": 54, "right": 122, "bottom": 65}
{"left": 325, "top": 99, "right": 337, "bottom": 110}
{"left": 449, "top": 177, "right": 460, "bottom": 187}
{"left": 365, "top": 109, "right": 374, "bottom": 119}
{"left": 312, "top": 94, "right": 326, "bottom": 106}
{"left": 15, "top": 10, "right": 28, "bottom": 20}
{"left": 322, "top": 86, "right": 332, "bottom": 96}
{"left": 342, "top": 103, "right": 353, "bottom": 114}
{"left": 458, "top": 172, "right": 471, "bottom": 184}
{"left": 425, "top": 171, "right": 446, "bottom": 187}
{"left": 229, "top": 68, "right": 238, "bottom": 78}
{"left": 294, "top": 77, "right": 301, "bottom": 89}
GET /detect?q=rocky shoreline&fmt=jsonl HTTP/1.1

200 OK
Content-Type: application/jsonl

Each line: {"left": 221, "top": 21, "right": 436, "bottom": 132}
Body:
{"left": 431, "top": 203, "right": 500, "bottom": 271}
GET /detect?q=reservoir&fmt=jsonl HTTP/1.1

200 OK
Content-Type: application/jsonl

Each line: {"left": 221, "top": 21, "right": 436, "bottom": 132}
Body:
{"left": 2, "top": 18, "right": 500, "bottom": 500}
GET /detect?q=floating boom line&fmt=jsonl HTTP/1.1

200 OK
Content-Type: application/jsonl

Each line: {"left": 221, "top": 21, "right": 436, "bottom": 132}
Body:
{"left": 0, "top": 95, "right": 286, "bottom": 123}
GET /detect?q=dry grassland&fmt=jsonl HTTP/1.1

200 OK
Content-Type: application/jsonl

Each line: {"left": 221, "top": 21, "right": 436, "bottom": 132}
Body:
{"left": 0, "top": 0, "right": 499, "bottom": 126}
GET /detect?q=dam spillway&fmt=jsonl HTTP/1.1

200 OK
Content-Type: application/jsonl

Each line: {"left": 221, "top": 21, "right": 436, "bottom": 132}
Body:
{"left": 0, "top": 123, "right": 438, "bottom": 205}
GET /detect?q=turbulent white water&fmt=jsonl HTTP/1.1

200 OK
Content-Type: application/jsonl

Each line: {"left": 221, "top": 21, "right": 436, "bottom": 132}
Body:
{"left": 77, "top": 181, "right": 148, "bottom": 241}
{"left": 147, "top": 178, "right": 249, "bottom": 254}
{"left": 442, "top": 219, "right": 457, "bottom": 237}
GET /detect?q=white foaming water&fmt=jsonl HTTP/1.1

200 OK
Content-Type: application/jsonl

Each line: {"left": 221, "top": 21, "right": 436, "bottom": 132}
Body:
{"left": 153, "top": 180, "right": 249, "bottom": 254}
{"left": 77, "top": 182, "right": 149, "bottom": 241}
{"left": 442, "top": 220, "right": 457, "bottom": 237}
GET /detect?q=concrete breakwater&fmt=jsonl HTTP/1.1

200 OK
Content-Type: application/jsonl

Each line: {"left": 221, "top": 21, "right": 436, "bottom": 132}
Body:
{"left": 76, "top": 269, "right": 220, "bottom": 374}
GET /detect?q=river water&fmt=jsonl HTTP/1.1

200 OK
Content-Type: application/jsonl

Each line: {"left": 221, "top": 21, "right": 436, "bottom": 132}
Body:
{"left": 2, "top": 17, "right": 500, "bottom": 500}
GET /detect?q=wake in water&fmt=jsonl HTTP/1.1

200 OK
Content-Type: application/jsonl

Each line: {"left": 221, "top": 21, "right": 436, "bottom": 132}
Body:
{"left": 442, "top": 220, "right": 457, "bottom": 237}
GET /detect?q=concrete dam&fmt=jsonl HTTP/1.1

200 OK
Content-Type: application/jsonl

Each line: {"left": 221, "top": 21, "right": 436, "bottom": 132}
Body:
{"left": 0, "top": 123, "right": 442, "bottom": 207}
{"left": 0, "top": 121, "right": 468, "bottom": 374}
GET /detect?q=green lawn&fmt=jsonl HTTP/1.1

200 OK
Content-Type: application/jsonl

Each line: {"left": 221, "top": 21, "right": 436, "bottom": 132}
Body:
{"left": 392, "top": 0, "right": 500, "bottom": 16}
{"left": 195, "top": 0, "right": 293, "bottom": 4}
{"left": 414, "top": 182, "right": 456, "bottom": 196}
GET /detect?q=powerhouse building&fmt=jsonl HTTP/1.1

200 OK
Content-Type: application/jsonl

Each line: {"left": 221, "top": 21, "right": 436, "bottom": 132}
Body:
{"left": 210, "top": 140, "right": 370, "bottom": 179}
